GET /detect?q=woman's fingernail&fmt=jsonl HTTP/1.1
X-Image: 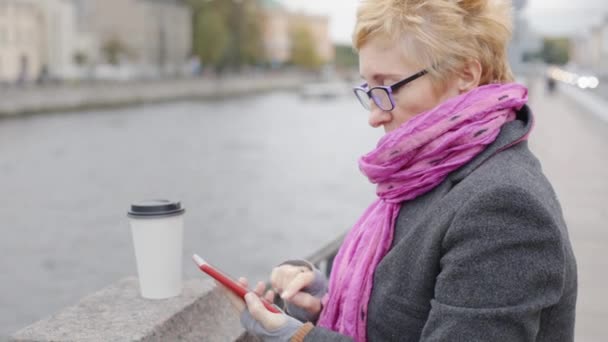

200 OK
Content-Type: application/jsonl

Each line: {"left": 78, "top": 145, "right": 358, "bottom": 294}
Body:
{"left": 281, "top": 292, "right": 290, "bottom": 299}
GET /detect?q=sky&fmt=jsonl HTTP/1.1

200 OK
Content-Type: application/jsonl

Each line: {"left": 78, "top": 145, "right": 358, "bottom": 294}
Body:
{"left": 281, "top": 0, "right": 608, "bottom": 43}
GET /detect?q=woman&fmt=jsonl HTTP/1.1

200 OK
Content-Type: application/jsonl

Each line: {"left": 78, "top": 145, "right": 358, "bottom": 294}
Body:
{"left": 219, "top": 0, "right": 577, "bottom": 341}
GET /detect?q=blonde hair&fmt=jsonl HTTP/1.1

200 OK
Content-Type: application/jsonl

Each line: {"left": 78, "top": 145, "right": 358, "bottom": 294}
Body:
{"left": 353, "top": 0, "right": 514, "bottom": 86}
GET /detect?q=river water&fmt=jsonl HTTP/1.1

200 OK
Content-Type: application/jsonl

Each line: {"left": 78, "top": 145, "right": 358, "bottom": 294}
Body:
{"left": 0, "top": 90, "right": 382, "bottom": 338}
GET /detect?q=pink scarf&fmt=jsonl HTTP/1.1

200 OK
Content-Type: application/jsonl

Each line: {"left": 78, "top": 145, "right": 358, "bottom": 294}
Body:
{"left": 316, "top": 83, "right": 529, "bottom": 341}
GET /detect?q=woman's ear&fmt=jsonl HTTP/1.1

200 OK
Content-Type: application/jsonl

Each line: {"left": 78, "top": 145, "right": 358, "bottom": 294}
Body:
{"left": 457, "top": 59, "right": 482, "bottom": 94}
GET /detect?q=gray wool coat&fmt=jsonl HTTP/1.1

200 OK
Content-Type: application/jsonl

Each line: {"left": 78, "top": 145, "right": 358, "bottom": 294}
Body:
{"left": 304, "top": 106, "right": 577, "bottom": 341}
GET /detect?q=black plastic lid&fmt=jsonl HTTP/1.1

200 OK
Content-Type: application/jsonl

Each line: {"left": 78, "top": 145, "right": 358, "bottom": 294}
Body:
{"left": 128, "top": 199, "right": 185, "bottom": 218}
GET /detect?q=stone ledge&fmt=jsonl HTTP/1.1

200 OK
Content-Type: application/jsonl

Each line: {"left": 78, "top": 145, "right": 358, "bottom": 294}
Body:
{"left": 10, "top": 277, "right": 246, "bottom": 342}
{"left": 10, "top": 236, "right": 345, "bottom": 341}
{"left": 0, "top": 74, "right": 314, "bottom": 117}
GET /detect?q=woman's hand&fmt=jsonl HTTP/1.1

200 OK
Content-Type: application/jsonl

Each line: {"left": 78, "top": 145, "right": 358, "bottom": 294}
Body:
{"left": 270, "top": 264, "right": 325, "bottom": 320}
{"left": 216, "top": 277, "right": 287, "bottom": 331}
{"left": 216, "top": 277, "right": 305, "bottom": 341}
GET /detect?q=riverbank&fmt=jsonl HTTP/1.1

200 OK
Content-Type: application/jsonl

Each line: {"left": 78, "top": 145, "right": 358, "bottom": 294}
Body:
{"left": 0, "top": 72, "right": 316, "bottom": 117}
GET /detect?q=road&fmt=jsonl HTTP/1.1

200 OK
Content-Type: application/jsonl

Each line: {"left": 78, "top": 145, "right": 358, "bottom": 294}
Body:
{"left": 528, "top": 80, "right": 608, "bottom": 342}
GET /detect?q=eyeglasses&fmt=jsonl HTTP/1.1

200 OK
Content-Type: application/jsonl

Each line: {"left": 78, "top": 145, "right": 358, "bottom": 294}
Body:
{"left": 353, "top": 69, "right": 428, "bottom": 111}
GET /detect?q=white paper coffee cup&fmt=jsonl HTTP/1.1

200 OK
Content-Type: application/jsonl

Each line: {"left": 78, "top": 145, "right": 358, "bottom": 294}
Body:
{"left": 128, "top": 199, "right": 185, "bottom": 299}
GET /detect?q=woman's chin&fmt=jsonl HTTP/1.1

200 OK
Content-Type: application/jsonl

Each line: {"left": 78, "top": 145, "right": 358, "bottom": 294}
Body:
{"left": 383, "top": 124, "right": 398, "bottom": 133}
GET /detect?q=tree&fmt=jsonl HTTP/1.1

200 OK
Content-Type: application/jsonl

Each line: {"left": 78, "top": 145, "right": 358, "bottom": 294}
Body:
{"left": 73, "top": 51, "right": 88, "bottom": 66}
{"left": 541, "top": 37, "right": 570, "bottom": 65}
{"left": 237, "top": 0, "right": 264, "bottom": 66}
{"left": 193, "top": 9, "right": 230, "bottom": 68}
{"left": 187, "top": 0, "right": 264, "bottom": 70}
{"left": 290, "top": 25, "right": 322, "bottom": 70}
{"left": 334, "top": 44, "right": 358, "bottom": 70}
{"left": 101, "top": 37, "right": 130, "bottom": 65}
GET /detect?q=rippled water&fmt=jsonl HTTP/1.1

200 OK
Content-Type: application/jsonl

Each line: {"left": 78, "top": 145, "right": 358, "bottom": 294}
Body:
{"left": 0, "top": 91, "right": 382, "bottom": 337}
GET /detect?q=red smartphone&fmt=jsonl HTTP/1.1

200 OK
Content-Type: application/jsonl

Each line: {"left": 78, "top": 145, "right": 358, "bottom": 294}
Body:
{"left": 192, "top": 254, "right": 281, "bottom": 314}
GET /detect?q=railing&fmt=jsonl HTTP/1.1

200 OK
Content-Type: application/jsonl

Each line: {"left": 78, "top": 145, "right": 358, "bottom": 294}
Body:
{"left": 10, "top": 233, "right": 346, "bottom": 342}
{"left": 306, "top": 232, "right": 346, "bottom": 278}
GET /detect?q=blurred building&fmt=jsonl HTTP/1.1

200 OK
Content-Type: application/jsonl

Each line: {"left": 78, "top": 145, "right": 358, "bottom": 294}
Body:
{"left": 592, "top": 17, "right": 608, "bottom": 74}
{"left": 508, "top": 0, "right": 544, "bottom": 73}
{"left": 570, "top": 34, "right": 590, "bottom": 69}
{"left": 289, "top": 12, "right": 334, "bottom": 64}
{"left": 260, "top": 0, "right": 334, "bottom": 66}
{"left": 260, "top": 0, "right": 289, "bottom": 66}
{"left": 0, "top": 0, "right": 91, "bottom": 83}
{"left": 74, "top": 0, "right": 192, "bottom": 77}
{"left": 589, "top": 25, "right": 603, "bottom": 71}
{"left": 0, "top": 0, "right": 44, "bottom": 83}
{"left": 602, "top": 16, "right": 608, "bottom": 75}
{"left": 569, "top": 15, "right": 608, "bottom": 75}
{"left": 41, "top": 0, "right": 78, "bottom": 80}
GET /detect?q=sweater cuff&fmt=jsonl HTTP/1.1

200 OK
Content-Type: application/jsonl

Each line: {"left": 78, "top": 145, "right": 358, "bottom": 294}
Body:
{"left": 289, "top": 322, "right": 315, "bottom": 342}
{"left": 278, "top": 259, "right": 315, "bottom": 271}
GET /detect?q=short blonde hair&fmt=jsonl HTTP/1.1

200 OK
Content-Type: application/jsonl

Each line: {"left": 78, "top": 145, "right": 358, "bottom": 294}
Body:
{"left": 353, "top": 0, "right": 514, "bottom": 86}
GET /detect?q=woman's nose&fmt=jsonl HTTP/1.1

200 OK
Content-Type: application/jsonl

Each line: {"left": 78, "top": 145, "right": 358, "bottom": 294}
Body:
{"left": 368, "top": 103, "right": 391, "bottom": 128}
